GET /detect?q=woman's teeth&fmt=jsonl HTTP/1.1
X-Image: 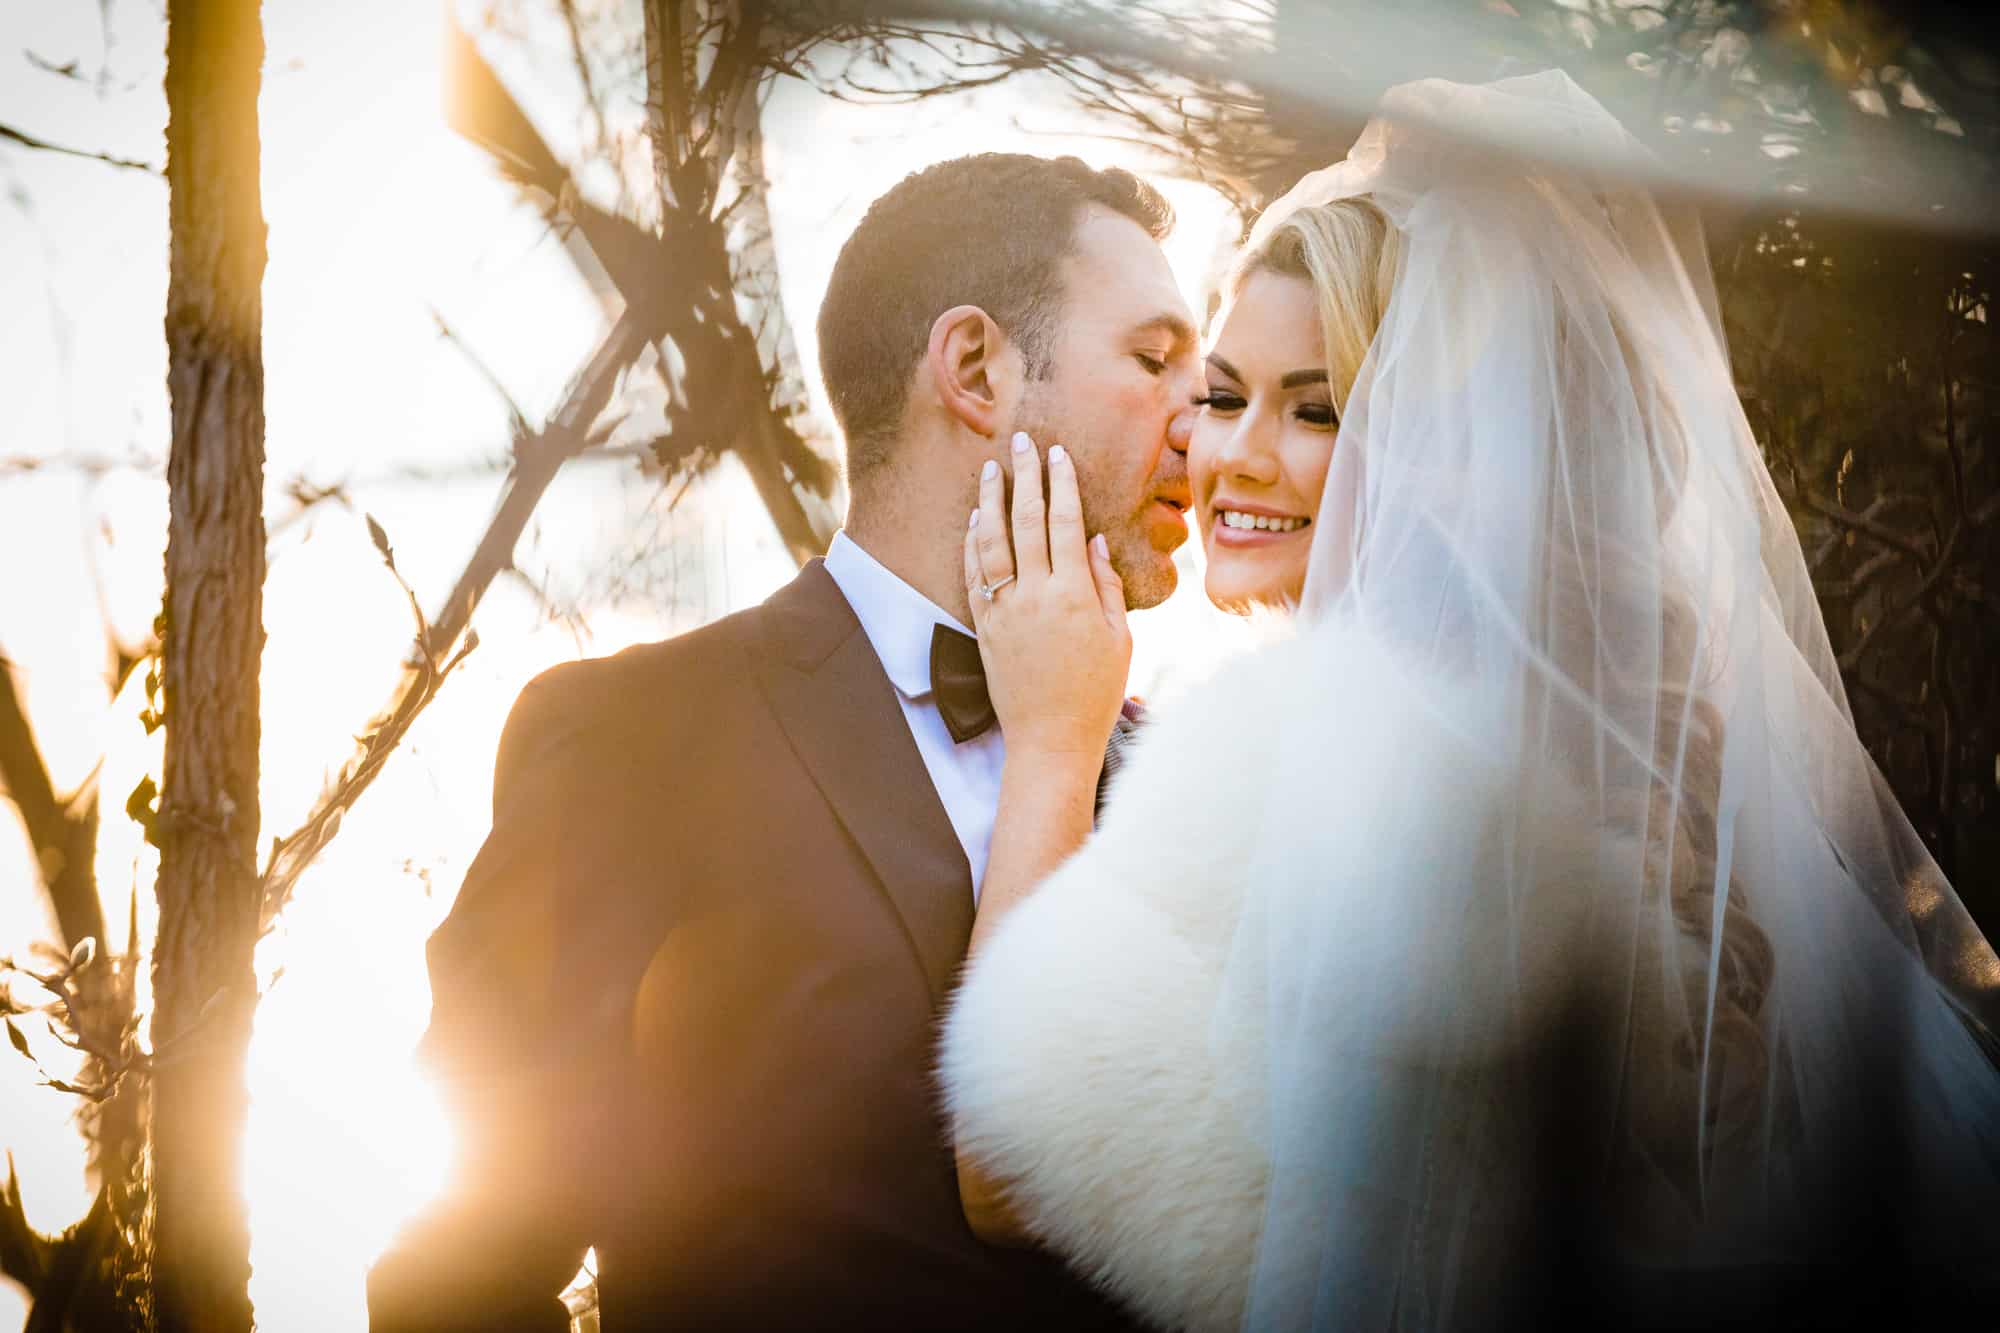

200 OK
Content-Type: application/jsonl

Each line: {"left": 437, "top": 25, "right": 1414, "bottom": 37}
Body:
{"left": 1218, "top": 510, "right": 1308, "bottom": 533}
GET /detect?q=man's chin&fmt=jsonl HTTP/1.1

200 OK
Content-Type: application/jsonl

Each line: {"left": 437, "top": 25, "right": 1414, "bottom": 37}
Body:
{"left": 1120, "top": 550, "right": 1179, "bottom": 611}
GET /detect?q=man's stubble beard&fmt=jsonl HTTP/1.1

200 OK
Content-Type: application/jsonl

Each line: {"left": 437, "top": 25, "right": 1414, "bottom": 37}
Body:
{"left": 1012, "top": 399, "right": 1177, "bottom": 613}
{"left": 1109, "top": 527, "right": 1177, "bottom": 611}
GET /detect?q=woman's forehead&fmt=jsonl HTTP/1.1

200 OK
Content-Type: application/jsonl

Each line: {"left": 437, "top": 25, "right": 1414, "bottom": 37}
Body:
{"left": 1209, "top": 269, "right": 1321, "bottom": 373}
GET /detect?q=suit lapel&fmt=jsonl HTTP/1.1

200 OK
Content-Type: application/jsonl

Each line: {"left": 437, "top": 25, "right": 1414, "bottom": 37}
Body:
{"left": 751, "top": 561, "right": 976, "bottom": 1007}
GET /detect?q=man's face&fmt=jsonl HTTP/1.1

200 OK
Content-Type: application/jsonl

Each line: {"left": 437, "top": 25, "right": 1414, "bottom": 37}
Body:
{"left": 1012, "top": 208, "right": 1200, "bottom": 610}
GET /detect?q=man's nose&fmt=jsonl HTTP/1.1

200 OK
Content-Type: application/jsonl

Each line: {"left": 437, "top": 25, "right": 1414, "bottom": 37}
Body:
{"left": 1166, "top": 406, "right": 1195, "bottom": 457}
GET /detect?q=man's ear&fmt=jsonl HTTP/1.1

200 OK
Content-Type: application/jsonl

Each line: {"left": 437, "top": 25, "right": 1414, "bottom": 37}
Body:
{"left": 924, "top": 305, "right": 1013, "bottom": 438}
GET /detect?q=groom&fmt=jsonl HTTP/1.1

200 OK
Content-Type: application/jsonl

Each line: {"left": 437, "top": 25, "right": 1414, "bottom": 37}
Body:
{"left": 368, "top": 153, "right": 1199, "bottom": 1331}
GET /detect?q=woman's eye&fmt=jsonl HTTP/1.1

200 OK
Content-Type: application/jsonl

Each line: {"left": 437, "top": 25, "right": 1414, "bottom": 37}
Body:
{"left": 1133, "top": 353, "right": 1167, "bottom": 375}
{"left": 1296, "top": 403, "right": 1339, "bottom": 427}
{"left": 1194, "top": 391, "right": 1246, "bottom": 413}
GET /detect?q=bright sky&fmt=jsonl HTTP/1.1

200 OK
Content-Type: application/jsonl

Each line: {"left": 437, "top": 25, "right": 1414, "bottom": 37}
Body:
{"left": 0, "top": 2, "right": 1250, "bottom": 1328}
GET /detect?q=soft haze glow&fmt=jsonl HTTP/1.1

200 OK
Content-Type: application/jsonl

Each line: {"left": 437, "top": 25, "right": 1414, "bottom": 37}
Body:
{"left": 1, "top": 1, "right": 1247, "bottom": 1328}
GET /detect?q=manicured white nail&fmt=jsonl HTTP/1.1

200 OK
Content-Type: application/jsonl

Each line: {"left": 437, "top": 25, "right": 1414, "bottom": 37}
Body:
{"left": 1048, "top": 444, "right": 1067, "bottom": 465}
{"left": 1092, "top": 533, "right": 1108, "bottom": 557}
{"left": 982, "top": 458, "right": 998, "bottom": 480}
{"left": 970, "top": 509, "right": 980, "bottom": 529}
{"left": 1011, "top": 431, "right": 1032, "bottom": 454}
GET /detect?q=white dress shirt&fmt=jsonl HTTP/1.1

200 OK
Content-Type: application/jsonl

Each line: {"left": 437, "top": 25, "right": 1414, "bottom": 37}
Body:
{"left": 822, "top": 530, "right": 1006, "bottom": 898}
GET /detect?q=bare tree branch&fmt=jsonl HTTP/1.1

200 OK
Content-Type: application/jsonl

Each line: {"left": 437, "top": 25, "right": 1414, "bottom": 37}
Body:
{"left": 557, "top": 0, "right": 614, "bottom": 152}
{"left": 0, "top": 654, "right": 106, "bottom": 954}
{"left": 25, "top": 51, "right": 86, "bottom": 81}
{"left": 1802, "top": 491, "right": 1935, "bottom": 564}
{"left": 258, "top": 303, "right": 654, "bottom": 931}
{"left": 1814, "top": 547, "right": 1904, "bottom": 600}
{"left": 0, "top": 121, "right": 161, "bottom": 176}
{"left": 1838, "top": 529, "right": 1962, "bottom": 674}
{"left": 431, "top": 307, "right": 531, "bottom": 440}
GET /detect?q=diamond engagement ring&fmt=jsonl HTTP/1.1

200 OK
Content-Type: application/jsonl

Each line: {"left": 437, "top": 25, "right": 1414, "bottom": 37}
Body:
{"left": 978, "top": 575, "right": 1016, "bottom": 602}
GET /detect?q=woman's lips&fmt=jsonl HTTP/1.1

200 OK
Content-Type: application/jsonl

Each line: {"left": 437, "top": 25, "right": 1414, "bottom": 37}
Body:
{"left": 1209, "top": 504, "right": 1310, "bottom": 548}
{"left": 1209, "top": 520, "right": 1309, "bottom": 549}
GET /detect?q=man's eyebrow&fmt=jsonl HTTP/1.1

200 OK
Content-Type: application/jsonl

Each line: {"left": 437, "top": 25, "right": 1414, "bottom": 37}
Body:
{"left": 1131, "top": 312, "right": 1198, "bottom": 353}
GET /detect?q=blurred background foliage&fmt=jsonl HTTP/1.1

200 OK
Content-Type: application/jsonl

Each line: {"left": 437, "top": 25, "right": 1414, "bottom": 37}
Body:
{"left": 1725, "top": 214, "right": 1996, "bottom": 920}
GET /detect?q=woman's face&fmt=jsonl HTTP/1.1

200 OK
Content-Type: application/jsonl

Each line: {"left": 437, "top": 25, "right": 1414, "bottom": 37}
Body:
{"left": 1188, "top": 268, "right": 1339, "bottom": 612}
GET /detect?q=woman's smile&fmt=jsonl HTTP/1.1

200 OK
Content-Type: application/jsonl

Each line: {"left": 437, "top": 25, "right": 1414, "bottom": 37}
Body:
{"left": 1210, "top": 501, "right": 1311, "bottom": 544}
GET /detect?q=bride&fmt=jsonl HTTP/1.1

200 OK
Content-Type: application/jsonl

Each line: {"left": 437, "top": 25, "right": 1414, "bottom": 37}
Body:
{"left": 939, "top": 72, "right": 2000, "bottom": 1331}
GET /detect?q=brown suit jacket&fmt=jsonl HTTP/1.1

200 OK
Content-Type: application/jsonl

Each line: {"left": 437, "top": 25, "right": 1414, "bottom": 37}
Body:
{"left": 368, "top": 561, "right": 1139, "bottom": 1332}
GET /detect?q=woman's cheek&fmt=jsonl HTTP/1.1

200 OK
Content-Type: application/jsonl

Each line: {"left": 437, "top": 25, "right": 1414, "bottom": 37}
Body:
{"left": 1288, "top": 426, "right": 1338, "bottom": 515}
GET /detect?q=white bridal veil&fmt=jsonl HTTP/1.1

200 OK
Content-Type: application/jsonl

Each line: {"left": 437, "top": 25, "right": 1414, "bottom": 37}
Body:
{"left": 1222, "top": 71, "right": 2000, "bottom": 1328}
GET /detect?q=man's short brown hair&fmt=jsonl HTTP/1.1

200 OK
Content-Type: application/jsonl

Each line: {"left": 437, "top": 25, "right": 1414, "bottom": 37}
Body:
{"left": 817, "top": 154, "right": 1173, "bottom": 482}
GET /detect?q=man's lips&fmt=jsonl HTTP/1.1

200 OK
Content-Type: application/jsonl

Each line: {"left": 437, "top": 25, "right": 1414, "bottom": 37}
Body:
{"left": 1147, "top": 494, "right": 1191, "bottom": 541}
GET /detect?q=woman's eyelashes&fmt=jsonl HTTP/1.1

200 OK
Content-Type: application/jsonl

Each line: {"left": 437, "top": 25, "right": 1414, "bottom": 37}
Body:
{"left": 1191, "top": 389, "right": 1337, "bottom": 428}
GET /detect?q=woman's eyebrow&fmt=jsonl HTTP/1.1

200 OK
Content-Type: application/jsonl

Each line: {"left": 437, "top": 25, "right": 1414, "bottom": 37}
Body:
{"left": 1203, "top": 356, "right": 1326, "bottom": 389}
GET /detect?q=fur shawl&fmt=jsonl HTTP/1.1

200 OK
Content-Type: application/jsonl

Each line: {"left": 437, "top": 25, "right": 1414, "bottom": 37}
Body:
{"left": 939, "top": 622, "right": 1550, "bottom": 1332}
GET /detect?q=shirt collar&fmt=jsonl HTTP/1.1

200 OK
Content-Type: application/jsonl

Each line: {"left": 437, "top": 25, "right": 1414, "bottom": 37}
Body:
{"left": 822, "top": 530, "right": 972, "bottom": 700}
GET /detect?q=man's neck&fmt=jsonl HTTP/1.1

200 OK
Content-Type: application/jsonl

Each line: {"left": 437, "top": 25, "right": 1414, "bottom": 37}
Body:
{"left": 844, "top": 509, "right": 974, "bottom": 630}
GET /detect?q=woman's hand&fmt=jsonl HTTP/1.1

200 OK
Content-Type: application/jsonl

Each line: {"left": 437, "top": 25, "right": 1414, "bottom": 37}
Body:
{"left": 954, "top": 430, "right": 1130, "bottom": 1247}
{"left": 964, "top": 431, "right": 1133, "bottom": 762}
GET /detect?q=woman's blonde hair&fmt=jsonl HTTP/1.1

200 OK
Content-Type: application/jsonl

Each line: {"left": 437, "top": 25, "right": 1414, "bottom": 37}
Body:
{"left": 1242, "top": 194, "right": 1777, "bottom": 1221}
{"left": 1227, "top": 197, "right": 1404, "bottom": 419}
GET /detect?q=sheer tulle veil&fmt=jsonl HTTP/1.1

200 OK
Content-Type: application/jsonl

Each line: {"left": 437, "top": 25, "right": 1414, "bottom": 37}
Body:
{"left": 1221, "top": 71, "right": 2000, "bottom": 1328}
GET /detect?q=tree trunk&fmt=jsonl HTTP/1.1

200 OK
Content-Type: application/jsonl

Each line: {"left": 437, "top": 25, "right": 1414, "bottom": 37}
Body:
{"left": 153, "top": 0, "right": 267, "bottom": 1329}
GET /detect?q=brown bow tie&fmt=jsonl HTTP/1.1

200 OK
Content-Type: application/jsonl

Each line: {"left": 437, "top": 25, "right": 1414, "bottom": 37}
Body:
{"left": 929, "top": 623, "right": 994, "bottom": 744}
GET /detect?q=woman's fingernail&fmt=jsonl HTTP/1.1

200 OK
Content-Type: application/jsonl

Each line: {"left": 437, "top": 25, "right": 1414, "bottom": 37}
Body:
{"left": 1048, "top": 443, "right": 1067, "bottom": 465}
{"left": 1092, "top": 533, "right": 1108, "bottom": 557}
{"left": 1011, "top": 431, "right": 1032, "bottom": 454}
{"left": 970, "top": 509, "right": 980, "bottom": 530}
{"left": 982, "top": 458, "right": 998, "bottom": 480}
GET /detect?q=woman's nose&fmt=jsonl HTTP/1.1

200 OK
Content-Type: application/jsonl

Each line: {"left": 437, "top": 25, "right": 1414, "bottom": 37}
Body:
{"left": 1217, "top": 413, "right": 1280, "bottom": 484}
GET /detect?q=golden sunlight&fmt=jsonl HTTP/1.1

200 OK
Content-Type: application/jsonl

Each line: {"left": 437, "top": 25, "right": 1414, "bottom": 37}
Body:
{"left": 2, "top": 3, "right": 1244, "bottom": 1328}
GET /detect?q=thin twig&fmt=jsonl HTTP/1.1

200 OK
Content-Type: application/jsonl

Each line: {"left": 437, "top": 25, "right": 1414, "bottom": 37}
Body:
{"left": 1802, "top": 492, "right": 1933, "bottom": 563}
{"left": 0, "top": 122, "right": 161, "bottom": 176}
{"left": 1941, "top": 286, "right": 1969, "bottom": 523}
{"left": 1814, "top": 547, "right": 1902, "bottom": 599}
{"left": 432, "top": 307, "right": 531, "bottom": 439}
{"left": 1838, "top": 527, "right": 1961, "bottom": 674}
{"left": 557, "top": 0, "right": 613, "bottom": 152}
{"left": 258, "top": 309, "right": 655, "bottom": 931}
